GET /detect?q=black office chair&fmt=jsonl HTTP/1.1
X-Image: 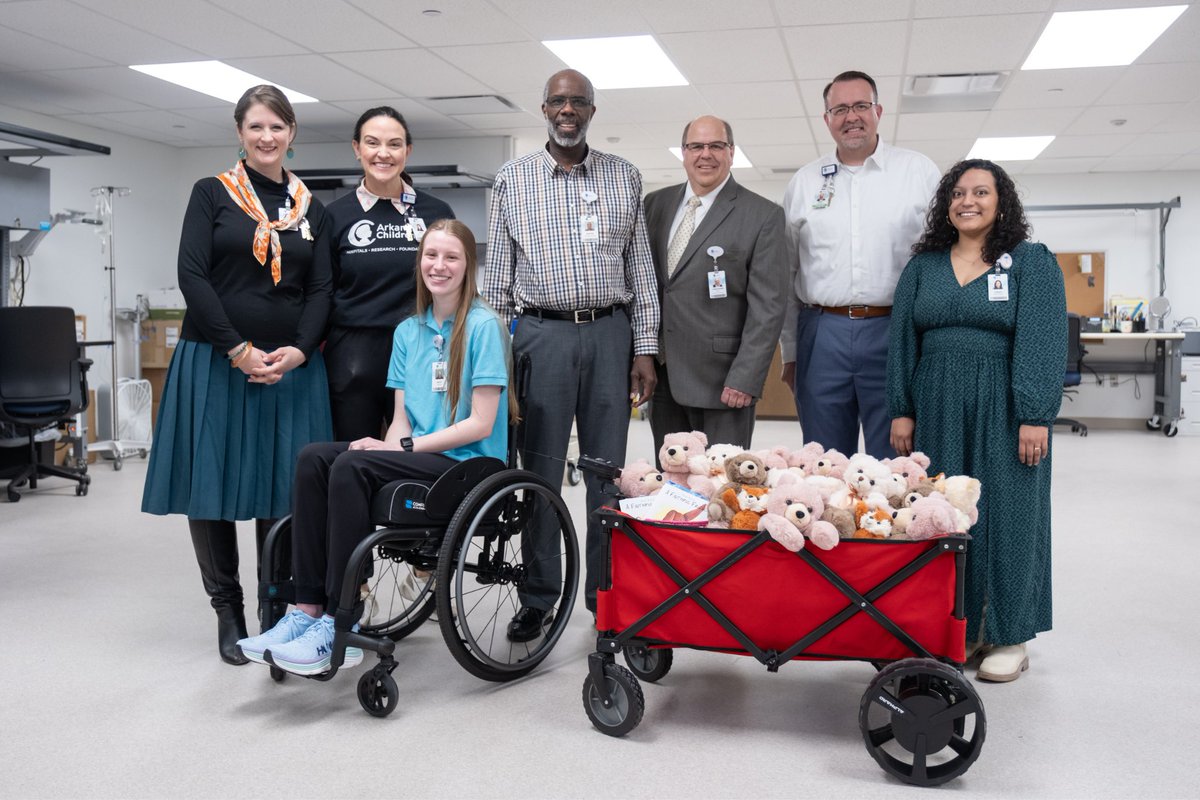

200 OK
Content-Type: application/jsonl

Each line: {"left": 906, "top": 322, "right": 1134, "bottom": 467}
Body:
{"left": 0, "top": 306, "right": 93, "bottom": 501}
{"left": 1054, "top": 312, "right": 1088, "bottom": 437}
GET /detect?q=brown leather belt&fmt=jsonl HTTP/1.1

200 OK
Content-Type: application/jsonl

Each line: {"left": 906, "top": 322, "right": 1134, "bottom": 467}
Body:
{"left": 813, "top": 304, "right": 892, "bottom": 319}
{"left": 522, "top": 305, "right": 617, "bottom": 323}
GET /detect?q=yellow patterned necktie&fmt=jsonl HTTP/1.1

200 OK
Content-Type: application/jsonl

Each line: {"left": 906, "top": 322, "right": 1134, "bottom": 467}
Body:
{"left": 666, "top": 196, "right": 702, "bottom": 277}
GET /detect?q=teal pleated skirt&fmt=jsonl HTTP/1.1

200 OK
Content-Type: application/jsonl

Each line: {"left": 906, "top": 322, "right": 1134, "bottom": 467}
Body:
{"left": 141, "top": 340, "right": 333, "bottom": 520}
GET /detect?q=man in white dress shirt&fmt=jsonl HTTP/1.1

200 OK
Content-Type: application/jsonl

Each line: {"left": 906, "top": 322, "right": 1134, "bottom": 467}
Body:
{"left": 780, "top": 70, "right": 940, "bottom": 458}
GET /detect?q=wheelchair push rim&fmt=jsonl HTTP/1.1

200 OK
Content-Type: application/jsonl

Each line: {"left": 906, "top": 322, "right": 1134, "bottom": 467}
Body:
{"left": 436, "top": 469, "right": 579, "bottom": 682}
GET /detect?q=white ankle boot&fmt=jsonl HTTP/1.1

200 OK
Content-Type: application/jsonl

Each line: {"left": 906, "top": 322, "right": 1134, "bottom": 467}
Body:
{"left": 977, "top": 642, "right": 1029, "bottom": 682}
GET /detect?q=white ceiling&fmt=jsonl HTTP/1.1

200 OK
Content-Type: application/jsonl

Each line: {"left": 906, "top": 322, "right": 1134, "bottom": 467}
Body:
{"left": 2, "top": 0, "right": 1199, "bottom": 183}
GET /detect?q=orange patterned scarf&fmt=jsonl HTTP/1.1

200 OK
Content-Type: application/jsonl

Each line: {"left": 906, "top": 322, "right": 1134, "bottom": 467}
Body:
{"left": 216, "top": 160, "right": 312, "bottom": 285}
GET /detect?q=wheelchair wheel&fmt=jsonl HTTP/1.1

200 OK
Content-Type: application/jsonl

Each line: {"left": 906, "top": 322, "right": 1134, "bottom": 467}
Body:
{"left": 623, "top": 645, "right": 673, "bottom": 682}
{"left": 436, "top": 469, "right": 579, "bottom": 682}
{"left": 358, "top": 546, "right": 436, "bottom": 642}
{"left": 357, "top": 668, "right": 399, "bottom": 718}
{"left": 583, "top": 662, "right": 644, "bottom": 737}
{"left": 859, "top": 658, "right": 985, "bottom": 786}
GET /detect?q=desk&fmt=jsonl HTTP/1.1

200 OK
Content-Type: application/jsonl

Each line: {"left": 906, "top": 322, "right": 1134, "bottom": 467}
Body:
{"left": 1080, "top": 332, "right": 1185, "bottom": 436}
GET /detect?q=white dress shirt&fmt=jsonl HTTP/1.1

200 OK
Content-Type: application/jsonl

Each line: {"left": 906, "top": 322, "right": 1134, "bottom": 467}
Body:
{"left": 667, "top": 174, "right": 732, "bottom": 242}
{"left": 779, "top": 140, "right": 940, "bottom": 362}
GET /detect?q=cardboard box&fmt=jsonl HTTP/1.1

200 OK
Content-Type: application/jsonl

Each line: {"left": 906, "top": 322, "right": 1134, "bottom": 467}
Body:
{"left": 148, "top": 307, "right": 186, "bottom": 321}
{"left": 140, "top": 318, "right": 182, "bottom": 369}
{"left": 143, "top": 368, "right": 168, "bottom": 429}
{"left": 75, "top": 314, "right": 86, "bottom": 342}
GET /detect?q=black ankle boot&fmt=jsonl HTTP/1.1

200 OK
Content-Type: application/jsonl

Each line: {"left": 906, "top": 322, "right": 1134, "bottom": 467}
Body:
{"left": 189, "top": 519, "right": 250, "bottom": 666}
{"left": 216, "top": 606, "right": 250, "bottom": 665}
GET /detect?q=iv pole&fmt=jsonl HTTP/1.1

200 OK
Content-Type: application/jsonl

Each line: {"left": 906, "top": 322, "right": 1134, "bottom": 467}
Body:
{"left": 88, "top": 185, "right": 134, "bottom": 469}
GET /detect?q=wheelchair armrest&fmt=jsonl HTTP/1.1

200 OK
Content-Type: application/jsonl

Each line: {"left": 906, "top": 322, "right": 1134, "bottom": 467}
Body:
{"left": 423, "top": 456, "right": 507, "bottom": 518}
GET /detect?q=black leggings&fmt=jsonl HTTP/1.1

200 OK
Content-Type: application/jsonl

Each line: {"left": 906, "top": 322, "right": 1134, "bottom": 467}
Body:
{"left": 291, "top": 441, "right": 455, "bottom": 612}
{"left": 324, "top": 326, "right": 397, "bottom": 441}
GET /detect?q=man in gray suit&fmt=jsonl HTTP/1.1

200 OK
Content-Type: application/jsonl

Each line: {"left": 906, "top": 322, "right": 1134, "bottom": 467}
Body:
{"left": 643, "top": 115, "right": 788, "bottom": 457}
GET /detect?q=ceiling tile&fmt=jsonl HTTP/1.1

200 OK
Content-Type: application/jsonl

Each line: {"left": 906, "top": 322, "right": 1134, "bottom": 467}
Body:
{"left": 1116, "top": 132, "right": 1198, "bottom": 158}
{"left": 636, "top": 0, "right": 778, "bottom": 31}
{"left": 1096, "top": 63, "right": 1200, "bottom": 106}
{"left": 204, "top": 0, "right": 415, "bottom": 52}
{"left": 226, "top": 55, "right": 397, "bottom": 102}
{"left": 982, "top": 106, "right": 1082, "bottom": 136}
{"left": 0, "top": 0, "right": 202, "bottom": 63}
{"left": 432, "top": 43, "right": 568, "bottom": 94}
{"left": 0, "top": 70, "right": 149, "bottom": 114}
{"left": 660, "top": 29, "right": 793, "bottom": 84}
{"left": 71, "top": 0, "right": 307, "bottom": 58}
{"left": 488, "top": 0, "right": 649, "bottom": 39}
{"left": 42, "top": 66, "right": 239, "bottom": 109}
{"left": 452, "top": 111, "right": 543, "bottom": 130}
{"left": 347, "top": 0, "right": 529, "bottom": 45}
{"left": 1040, "top": 134, "right": 1138, "bottom": 158}
{"left": 0, "top": 23, "right": 110, "bottom": 70}
{"left": 992, "top": 67, "right": 1123, "bottom": 110}
{"left": 907, "top": 14, "right": 1044, "bottom": 74}
{"left": 782, "top": 22, "right": 908, "bottom": 81}
{"left": 597, "top": 86, "right": 711, "bottom": 124}
{"left": 774, "top": 0, "right": 908, "bottom": 25}
{"left": 892, "top": 139, "right": 970, "bottom": 164}
{"left": 1062, "top": 104, "right": 1174, "bottom": 136}
{"left": 738, "top": 143, "right": 820, "bottom": 169}
{"left": 1017, "top": 156, "right": 1105, "bottom": 175}
{"left": 696, "top": 81, "right": 803, "bottom": 121}
{"left": 730, "top": 117, "right": 817, "bottom": 147}
{"left": 914, "top": 0, "right": 1051, "bottom": 17}
{"left": 327, "top": 50, "right": 492, "bottom": 97}
{"left": 894, "top": 110, "right": 988, "bottom": 141}
{"left": 1094, "top": 154, "right": 1176, "bottom": 172}
{"left": 1135, "top": 5, "right": 1200, "bottom": 65}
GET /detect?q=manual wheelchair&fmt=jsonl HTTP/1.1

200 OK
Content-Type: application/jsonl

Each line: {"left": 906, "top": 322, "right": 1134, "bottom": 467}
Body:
{"left": 255, "top": 363, "right": 580, "bottom": 717}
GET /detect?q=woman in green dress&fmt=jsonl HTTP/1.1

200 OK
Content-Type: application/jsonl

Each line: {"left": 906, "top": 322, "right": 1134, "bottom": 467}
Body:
{"left": 886, "top": 159, "right": 1065, "bottom": 683}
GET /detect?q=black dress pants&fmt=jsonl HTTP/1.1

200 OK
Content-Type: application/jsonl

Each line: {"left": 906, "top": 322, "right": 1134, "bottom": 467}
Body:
{"left": 290, "top": 441, "right": 456, "bottom": 612}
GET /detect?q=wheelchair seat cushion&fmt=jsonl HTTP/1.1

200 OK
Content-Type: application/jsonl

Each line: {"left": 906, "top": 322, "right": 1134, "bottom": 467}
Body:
{"left": 371, "top": 479, "right": 436, "bottom": 525}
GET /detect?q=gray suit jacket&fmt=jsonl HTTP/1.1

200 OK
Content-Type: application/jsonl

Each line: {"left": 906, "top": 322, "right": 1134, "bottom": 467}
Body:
{"left": 643, "top": 177, "right": 788, "bottom": 408}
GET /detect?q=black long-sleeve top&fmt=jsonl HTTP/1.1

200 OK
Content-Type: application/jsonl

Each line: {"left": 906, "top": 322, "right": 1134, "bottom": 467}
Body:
{"left": 177, "top": 165, "right": 332, "bottom": 356}
{"left": 325, "top": 188, "right": 454, "bottom": 329}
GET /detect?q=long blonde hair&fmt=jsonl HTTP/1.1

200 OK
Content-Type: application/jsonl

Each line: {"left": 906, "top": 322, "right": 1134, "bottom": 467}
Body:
{"left": 413, "top": 219, "right": 517, "bottom": 422}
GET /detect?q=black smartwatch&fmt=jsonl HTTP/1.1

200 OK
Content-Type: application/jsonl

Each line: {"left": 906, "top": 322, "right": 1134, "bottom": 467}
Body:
{"left": 400, "top": 437, "right": 414, "bottom": 452}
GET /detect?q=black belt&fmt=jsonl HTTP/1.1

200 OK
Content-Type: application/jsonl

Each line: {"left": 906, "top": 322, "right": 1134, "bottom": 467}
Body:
{"left": 521, "top": 305, "right": 617, "bottom": 323}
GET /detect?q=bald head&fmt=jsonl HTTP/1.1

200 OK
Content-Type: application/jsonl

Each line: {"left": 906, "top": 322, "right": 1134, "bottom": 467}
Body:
{"left": 543, "top": 69, "right": 594, "bottom": 104}
{"left": 681, "top": 115, "right": 734, "bottom": 148}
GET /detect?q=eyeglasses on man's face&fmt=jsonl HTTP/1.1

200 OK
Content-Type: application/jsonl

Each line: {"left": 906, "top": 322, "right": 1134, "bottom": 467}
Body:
{"left": 682, "top": 141, "right": 732, "bottom": 153}
{"left": 545, "top": 95, "right": 593, "bottom": 110}
{"left": 825, "top": 102, "right": 877, "bottom": 118}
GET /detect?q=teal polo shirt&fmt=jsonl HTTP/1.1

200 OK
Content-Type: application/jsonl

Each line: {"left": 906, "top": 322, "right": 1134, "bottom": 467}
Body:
{"left": 386, "top": 300, "right": 510, "bottom": 462}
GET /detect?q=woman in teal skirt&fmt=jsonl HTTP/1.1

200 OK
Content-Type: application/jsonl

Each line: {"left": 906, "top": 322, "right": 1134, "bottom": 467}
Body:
{"left": 142, "top": 85, "right": 333, "bottom": 665}
{"left": 886, "top": 159, "right": 1065, "bottom": 683}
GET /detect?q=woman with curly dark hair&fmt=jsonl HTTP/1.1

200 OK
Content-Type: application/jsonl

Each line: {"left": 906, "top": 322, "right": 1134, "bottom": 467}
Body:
{"left": 886, "top": 159, "right": 1066, "bottom": 683}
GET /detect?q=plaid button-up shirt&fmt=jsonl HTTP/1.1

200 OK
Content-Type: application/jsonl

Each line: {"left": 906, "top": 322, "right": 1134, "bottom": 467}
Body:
{"left": 483, "top": 145, "right": 659, "bottom": 356}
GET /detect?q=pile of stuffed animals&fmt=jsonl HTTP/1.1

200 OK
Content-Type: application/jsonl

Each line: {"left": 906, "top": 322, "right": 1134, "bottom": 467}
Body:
{"left": 615, "top": 430, "right": 981, "bottom": 553}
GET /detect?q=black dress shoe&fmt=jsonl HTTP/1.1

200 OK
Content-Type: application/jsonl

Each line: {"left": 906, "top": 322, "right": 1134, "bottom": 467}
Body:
{"left": 507, "top": 606, "right": 553, "bottom": 643}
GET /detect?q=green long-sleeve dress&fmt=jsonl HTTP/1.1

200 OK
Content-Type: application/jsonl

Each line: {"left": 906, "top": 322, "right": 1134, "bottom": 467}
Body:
{"left": 886, "top": 240, "right": 1066, "bottom": 646}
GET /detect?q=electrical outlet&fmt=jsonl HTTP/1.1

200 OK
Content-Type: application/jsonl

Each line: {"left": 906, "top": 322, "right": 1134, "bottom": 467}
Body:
{"left": 1109, "top": 374, "right": 1119, "bottom": 388}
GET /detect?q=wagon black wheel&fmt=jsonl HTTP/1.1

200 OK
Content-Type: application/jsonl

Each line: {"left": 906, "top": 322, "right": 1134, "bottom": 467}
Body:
{"left": 859, "top": 658, "right": 985, "bottom": 787}
{"left": 436, "top": 469, "right": 578, "bottom": 682}
{"left": 357, "top": 670, "right": 398, "bottom": 718}
{"left": 358, "top": 545, "right": 436, "bottom": 642}
{"left": 623, "top": 645, "right": 673, "bottom": 682}
{"left": 583, "top": 663, "right": 644, "bottom": 737}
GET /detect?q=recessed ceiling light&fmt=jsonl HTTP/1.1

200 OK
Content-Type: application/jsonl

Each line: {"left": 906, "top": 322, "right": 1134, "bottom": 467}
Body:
{"left": 967, "top": 136, "right": 1055, "bottom": 161}
{"left": 1022, "top": 6, "right": 1186, "bottom": 70}
{"left": 668, "top": 146, "right": 754, "bottom": 169}
{"left": 542, "top": 35, "right": 687, "bottom": 89}
{"left": 129, "top": 61, "right": 318, "bottom": 104}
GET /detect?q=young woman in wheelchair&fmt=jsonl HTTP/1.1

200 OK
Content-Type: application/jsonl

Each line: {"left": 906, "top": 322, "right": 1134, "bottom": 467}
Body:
{"left": 237, "top": 219, "right": 515, "bottom": 675}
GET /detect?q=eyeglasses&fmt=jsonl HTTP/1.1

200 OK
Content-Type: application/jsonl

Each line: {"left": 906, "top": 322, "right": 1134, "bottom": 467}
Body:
{"left": 545, "top": 95, "right": 593, "bottom": 110}
{"left": 682, "top": 141, "right": 732, "bottom": 153}
{"left": 825, "top": 102, "right": 877, "bottom": 118}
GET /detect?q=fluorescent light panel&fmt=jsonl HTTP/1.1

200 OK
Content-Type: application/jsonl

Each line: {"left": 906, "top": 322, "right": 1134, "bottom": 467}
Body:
{"left": 669, "top": 147, "right": 754, "bottom": 169}
{"left": 967, "top": 136, "right": 1055, "bottom": 161}
{"left": 543, "top": 36, "right": 687, "bottom": 89}
{"left": 1022, "top": 5, "right": 1187, "bottom": 70}
{"left": 130, "top": 61, "right": 318, "bottom": 104}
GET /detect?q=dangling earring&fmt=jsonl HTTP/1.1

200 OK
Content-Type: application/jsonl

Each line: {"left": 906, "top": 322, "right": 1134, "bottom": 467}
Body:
{"left": 238, "top": 146, "right": 246, "bottom": 160}
{"left": 286, "top": 147, "right": 295, "bottom": 160}
{"left": 1000, "top": 212, "right": 1006, "bottom": 222}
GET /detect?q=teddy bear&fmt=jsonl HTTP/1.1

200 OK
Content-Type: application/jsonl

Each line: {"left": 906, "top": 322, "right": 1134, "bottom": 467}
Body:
{"left": 756, "top": 447, "right": 792, "bottom": 488}
{"left": 757, "top": 473, "right": 840, "bottom": 551}
{"left": 905, "top": 493, "right": 961, "bottom": 540}
{"left": 658, "top": 430, "right": 713, "bottom": 495}
{"left": 886, "top": 452, "right": 931, "bottom": 491}
{"left": 822, "top": 505, "right": 857, "bottom": 538}
{"left": 617, "top": 459, "right": 664, "bottom": 497}
{"left": 934, "top": 474, "right": 982, "bottom": 530}
{"left": 900, "top": 478, "right": 938, "bottom": 508}
{"left": 707, "top": 452, "right": 768, "bottom": 526}
{"left": 891, "top": 505, "right": 914, "bottom": 537}
{"left": 786, "top": 441, "right": 826, "bottom": 475}
{"left": 811, "top": 448, "right": 849, "bottom": 479}
{"left": 718, "top": 484, "right": 771, "bottom": 530}
{"left": 844, "top": 453, "right": 893, "bottom": 502}
{"left": 703, "top": 442, "right": 743, "bottom": 478}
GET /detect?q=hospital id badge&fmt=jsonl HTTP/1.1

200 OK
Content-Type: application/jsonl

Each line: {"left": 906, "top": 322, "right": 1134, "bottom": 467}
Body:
{"left": 988, "top": 273, "right": 1009, "bottom": 302}
{"left": 579, "top": 213, "right": 599, "bottom": 242}
{"left": 431, "top": 361, "right": 448, "bottom": 392}
{"left": 708, "top": 270, "right": 728, "bottom": 299}
{"left": 410, "top": 217, "right": 426, "bottom": 241}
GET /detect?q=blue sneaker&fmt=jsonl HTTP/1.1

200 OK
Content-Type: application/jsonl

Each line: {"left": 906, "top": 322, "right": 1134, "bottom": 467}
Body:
{"left": 237, "top": 609, "right": 320, "bottom": 665}
{"left": 265, "top": 616, "right": 363, "bottom": 676}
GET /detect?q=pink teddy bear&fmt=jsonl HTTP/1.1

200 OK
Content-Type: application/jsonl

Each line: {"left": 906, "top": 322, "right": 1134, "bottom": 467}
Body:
{"left": 617, "top": 459, "right": 664, "bottom": 497}
{"left": 658, "top": 429, "right": 713, "bottom": 496}
{"left": 757, "top": 473, "right": 840, "bottom": 552}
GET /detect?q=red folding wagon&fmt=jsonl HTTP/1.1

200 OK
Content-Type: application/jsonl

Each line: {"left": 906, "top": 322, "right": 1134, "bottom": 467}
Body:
{"left": 581, "top": 507, "right": 986, "bottom": 787}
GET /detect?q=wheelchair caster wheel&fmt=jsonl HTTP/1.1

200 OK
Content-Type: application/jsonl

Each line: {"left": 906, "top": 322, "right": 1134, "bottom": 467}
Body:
{"left": 623, "top": 645, "right": 672, "bottom": 682}
{"left": 582, "top": 662, "right": 644, "bottom": 737}
{"left": 357, "top": 670, "right": 398, "bottom": 718}
{"left": 7, "top": 487, "right": 19, "bottom": 503}
{"left": 567, "top": 463, "right": 582, "bottom": 486}
{"left": 269, "top": 665, "right": 286, "bottom": 683}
